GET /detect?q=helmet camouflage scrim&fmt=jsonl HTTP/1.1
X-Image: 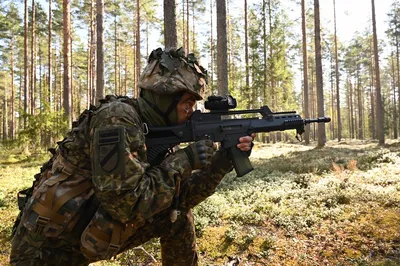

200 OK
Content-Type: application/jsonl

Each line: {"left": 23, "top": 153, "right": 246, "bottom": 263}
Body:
{"left": 138, "top": 47, "right": 207, "bottom": 100}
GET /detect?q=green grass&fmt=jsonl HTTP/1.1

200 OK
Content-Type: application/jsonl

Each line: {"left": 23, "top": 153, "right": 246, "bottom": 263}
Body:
{"left": 0, "top": 151, "right": 44, "bottom": 264}
{"left": 1, "top": 140, "right": 400, "bottom": 265}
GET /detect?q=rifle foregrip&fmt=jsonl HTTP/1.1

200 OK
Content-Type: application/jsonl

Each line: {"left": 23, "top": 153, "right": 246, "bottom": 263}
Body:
{"left": 229, "top": 146, "right": 254, "bottom": 177}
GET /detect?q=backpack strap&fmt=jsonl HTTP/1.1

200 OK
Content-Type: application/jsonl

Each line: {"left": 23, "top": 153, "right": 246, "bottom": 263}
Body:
{"left": 31, "top": 154, "right": 93, "bottom": 233}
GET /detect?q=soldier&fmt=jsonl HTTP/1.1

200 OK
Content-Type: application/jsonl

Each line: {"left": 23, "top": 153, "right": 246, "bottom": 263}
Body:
{"left": 10, "top": 47, "right": 254, "bottom": 266}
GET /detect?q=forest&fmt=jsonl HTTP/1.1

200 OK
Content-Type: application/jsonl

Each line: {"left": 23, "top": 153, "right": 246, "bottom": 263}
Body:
{"left": 0, "top": 0, "right": 399, "bottom": 265}
{"left": 0, "top": 0, "right": 399, "bottom": 147}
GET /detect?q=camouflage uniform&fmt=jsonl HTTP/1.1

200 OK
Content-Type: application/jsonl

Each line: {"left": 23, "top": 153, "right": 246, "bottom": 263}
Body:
{"left": 10, "top": 48, "right": 234, "bottom": 266}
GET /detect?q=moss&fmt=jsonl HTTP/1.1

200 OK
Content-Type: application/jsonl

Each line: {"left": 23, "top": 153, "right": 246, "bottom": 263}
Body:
{"left": 343, "top": 248, "right": 362, "bottom": 258}
{"left": 197, "top": 225, "right": 237, "bottom": 258}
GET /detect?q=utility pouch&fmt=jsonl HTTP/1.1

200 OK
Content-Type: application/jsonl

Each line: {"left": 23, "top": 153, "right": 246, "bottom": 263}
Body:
{"left": 80, "top": 207, "right": 136, "bottom": 261}
{"left": 21, "top": 154, "right": 94, "bottom": 237}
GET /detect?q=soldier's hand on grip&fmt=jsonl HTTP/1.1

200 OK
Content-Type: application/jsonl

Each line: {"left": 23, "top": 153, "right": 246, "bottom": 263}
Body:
{"left": 184, "top": 139, "right": 216, "bottom": 170}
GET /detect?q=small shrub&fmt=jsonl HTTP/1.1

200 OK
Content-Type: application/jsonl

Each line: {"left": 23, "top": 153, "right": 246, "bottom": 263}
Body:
{"left": 260, "top": 235, "right": 276, "bottom": 251}
{"left": 293, "top": 173, "right": 312, "bottom": 189}
{"left": 0, "top": 193, "right": 4, "bottom": 208}
{"left": 224, "top": 223, "right": 239, "bottom": 242}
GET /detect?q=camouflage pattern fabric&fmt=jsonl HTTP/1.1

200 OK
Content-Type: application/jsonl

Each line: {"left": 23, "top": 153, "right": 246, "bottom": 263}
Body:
{"left": 138, "top": 47, "right": 207, "bottom": 101}
{"left": 10, "top": 96, "right": 233, "bottom": 265}
{"left": 10, "top": 225, "right": 89, "bottom": 265}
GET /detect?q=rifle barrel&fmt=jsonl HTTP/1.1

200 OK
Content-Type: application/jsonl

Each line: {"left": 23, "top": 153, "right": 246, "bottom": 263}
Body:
{"left": 304, "top": 117, "right": 331, "bottom": 124}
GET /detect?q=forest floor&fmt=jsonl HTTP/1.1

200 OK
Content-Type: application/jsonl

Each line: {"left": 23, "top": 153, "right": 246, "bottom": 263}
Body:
{"left": 0, "top": 139, "right": 399, "bottom": 265}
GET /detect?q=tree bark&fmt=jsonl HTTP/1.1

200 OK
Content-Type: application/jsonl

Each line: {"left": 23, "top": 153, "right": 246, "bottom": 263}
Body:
{"left": 396, "top": 28, "right": 400, "bottom": 139}
{"left": 164, "top": 0, "right": 177, "bottom": 48}
{"left": 186, "top": 0, "right": 189, "bottom": 51}
{"left": 314, "top": 0, "right": 326, "bottom": 147}
{"left": 301, "top": 0, "right": 310, "bottom": 144}
{"left": 90, "top": 0, "right": 96, "bottom": 105}
{"left": 391, "top": 53, "right": 398, "bottom": 139}
{"left": 244, "top": 0, "right": 250, "bottom": 109}
{"left": 23, "top": 0, "right": 29, "bottom": 127}
{"left": 48, "top": 0, "right": 52, "bottom": 107}
{"left": 209, "top": 0, "right": 214, "bottom": 93}
{"left": 96, "top": 0, "right": 105, "bottom": 103}
{"left": 216, "top": 0, "right": 228, "bottom": 95}
{"left": 63, "top": 0, "right": 72, "bottom": 125}
{"left": 31, "top": 0, "right": 36, "bottom": 115}
{"left": 333, "top": 0, "right": 341, "bottom": 141}
{"left": 371, "top": 0, "right": 384, "bottom": 145}
{"left": 136, "top": 0, "right": 141, "bottom": 93}
{"left": 4, "top": 76, "right": 8, "bottom": 141}
{"left": 11, "top": 34, "right": 15, "bottom": 140}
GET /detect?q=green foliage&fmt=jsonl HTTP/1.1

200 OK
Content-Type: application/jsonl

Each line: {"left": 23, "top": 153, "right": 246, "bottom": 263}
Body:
{"left": 191, "top": 141, "right": 400, "bottom": 264}
{"left": 18, "top": 108, "right": 68, "bottom": 149}
{"left": 1, "top": 139, "right": 400, "bottom": 265}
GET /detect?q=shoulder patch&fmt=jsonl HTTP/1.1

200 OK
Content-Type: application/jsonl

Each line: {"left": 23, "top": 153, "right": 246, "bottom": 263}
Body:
{"left": 93, "top": 126, "right": 126, "bottom": 176}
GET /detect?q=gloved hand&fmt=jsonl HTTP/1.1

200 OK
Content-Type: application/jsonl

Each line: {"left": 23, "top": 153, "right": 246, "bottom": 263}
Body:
{"left": 183, "top": 139, "right": 216, "bottom": 170}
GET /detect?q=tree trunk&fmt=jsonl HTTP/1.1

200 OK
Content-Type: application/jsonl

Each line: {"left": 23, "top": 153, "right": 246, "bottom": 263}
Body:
{"left": 23, "top": 0, "right": 29, "bottom": 127}
{"left": 182, "top": 0, "right": 185, "bottom": 50}
{"left": 301, "top": 0, "right": 310, "bottom": 144}
{"left": 90, "top": 0, "right": 96, "bottom": 105}
{"left": 70, "top": 30, "right": 74, "bottom": 121}
{"left": 96, "top": 0, "right": 105, "bottom": 103}
{"left": 371, "top": 0, "right": 384, "bottom": 145}
{"left": 63, "top": 0, "right": 72, "bottom": 125}
{"left": 31, "top": 0, "right": 36, "bottom": 115}
{"left": 209, "top": 0, "right": 214, "bottom": 93}
{"left": 333, "top": 0, "right": 341, "bottom": 141}
{"left": 357, "top": 69, "right": 363, "bottom": 139}
{"left": 136, "top": 0, "right": 141, "bottom": 92}
{"left": 391, "top": 53, "right": 398, "bottom": 139}
{"left": 48, "top": 0, "right": 52, "bottom": 107}
{"left": 396, "top": 32, "right": 400, "bottom": 139}
{"left": 192, "top": 6, "right": 195, "bottom": 52}
{"left": 262, "top": 0, "right": 267, "bottom": 104}
{"left": 114, "top": 15, "right": 118, "bottom": 95}
{"left": 87, "top": 23, "right": 91, "bottom": 107}
{"left": 11, "top": 34, "right": 15, "bottom": 140}
{"left": 186, "top": 0, "right": 189, "bottom": 51}
{"left": 164, "top": 0, "right": 177, "bottom": 48}
{"left": 4, "top": 77, "right": 8, "bottom": 141}
{"left": 268, "top": 0, "right": 275, "bottom": 109}
{"left": 349, "top": 79, "right": 354, "bottom": 138}
{"left": 216, "top": 0, "right": 228, "bottom": 95}
{"left": 314, "top": 0, "right": 326, "bottom": 147}
{"left": 368, "top": 37, "right": 376, "bottom": 139}
{"left": 244, "top": 0, "right": 250, "bottom": 109}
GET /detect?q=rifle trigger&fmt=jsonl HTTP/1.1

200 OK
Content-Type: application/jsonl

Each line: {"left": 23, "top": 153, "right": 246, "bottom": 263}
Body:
{"left": 143, "top": 123, "right": 149, "bottom": 135}
{"left": 296, "top": 133, "right": 303, "bottom": 142}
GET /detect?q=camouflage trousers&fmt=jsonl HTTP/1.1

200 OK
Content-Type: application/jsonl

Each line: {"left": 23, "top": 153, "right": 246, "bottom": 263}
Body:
{"left": 10, "top": 207, "right": 197, "bottom": 266}
{"left": 9, "top": 172, "right": 226, "bottom": 266}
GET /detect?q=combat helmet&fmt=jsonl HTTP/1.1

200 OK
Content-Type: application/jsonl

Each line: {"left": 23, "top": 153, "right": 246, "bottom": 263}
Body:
{"left": 138, "top": 47, "right": 207, "bottom": 100}
{"left": 137, "top": 47, "right": 208, "bottom": 126}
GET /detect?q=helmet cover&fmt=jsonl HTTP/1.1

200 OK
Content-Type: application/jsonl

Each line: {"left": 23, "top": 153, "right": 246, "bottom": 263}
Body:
{"left": 138, "top": 47, "right": 207, "bottom": 100}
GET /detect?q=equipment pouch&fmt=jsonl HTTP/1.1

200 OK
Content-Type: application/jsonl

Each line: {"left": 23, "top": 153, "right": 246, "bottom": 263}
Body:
{"left": 21, "top": 154, "right": 94, "bottom": 237}
{"left": 80, "top": 207, "right": 136, "bottom": 261}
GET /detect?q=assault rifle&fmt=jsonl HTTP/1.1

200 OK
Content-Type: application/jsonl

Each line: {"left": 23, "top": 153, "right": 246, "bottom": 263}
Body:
{"left": 145, "top": 95, "right": 330, "bottom": 177}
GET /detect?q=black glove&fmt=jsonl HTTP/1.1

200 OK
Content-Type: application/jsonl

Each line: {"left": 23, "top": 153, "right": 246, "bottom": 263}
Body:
{"left": 183, "top": 139, "right": 216, "bottom": 170}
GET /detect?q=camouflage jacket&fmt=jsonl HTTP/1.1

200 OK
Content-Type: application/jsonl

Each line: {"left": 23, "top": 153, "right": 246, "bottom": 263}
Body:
{"left": 60, "top": 96, "right": 233, "bottom": 225}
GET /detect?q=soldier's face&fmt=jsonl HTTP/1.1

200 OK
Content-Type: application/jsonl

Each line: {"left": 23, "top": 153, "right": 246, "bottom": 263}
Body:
{"left": 177, "top": 92, "right": 196, "bottom": 124}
